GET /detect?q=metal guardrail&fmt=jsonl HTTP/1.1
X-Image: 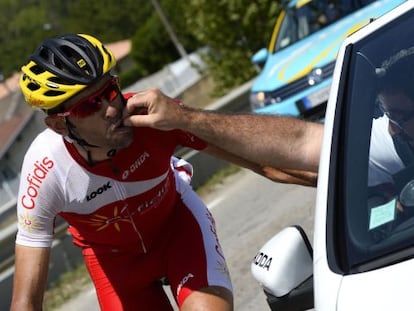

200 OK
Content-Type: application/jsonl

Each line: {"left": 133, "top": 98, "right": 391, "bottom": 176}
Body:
{"left": 123, "top": 48, "right": 208, "bottom": 98}
{"left": 0, "top": 79, "right": 253, "bottom": 310}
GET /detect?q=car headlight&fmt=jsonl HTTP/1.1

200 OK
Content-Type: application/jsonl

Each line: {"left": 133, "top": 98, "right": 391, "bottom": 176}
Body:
{"left": 250, "top": 92, "right": 267, "bottom": 110}
{"left": 250, "top": 92, "right": 282, "bottom": 110}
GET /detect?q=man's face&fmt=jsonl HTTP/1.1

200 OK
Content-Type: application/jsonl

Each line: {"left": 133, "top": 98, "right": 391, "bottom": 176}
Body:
{"left": 379, "top": 92, "right": 414, "bottom": 140}
{"left": 60, "top": 75, "right": 134, "bottom": 149}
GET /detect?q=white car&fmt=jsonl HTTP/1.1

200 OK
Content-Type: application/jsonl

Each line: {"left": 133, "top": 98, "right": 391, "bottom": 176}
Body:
{"left": 251, "top": 1, "right": 414, "bottom": 310}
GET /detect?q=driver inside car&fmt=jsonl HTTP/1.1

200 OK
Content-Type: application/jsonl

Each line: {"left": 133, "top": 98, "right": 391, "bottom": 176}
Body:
{"left": 368, "top": 46, "right": 414, "bottom": 234}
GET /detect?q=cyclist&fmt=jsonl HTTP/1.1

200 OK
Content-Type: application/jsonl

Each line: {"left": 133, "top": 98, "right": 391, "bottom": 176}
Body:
{"left": 11, "top": 33, "right": 239, "bottom": 311}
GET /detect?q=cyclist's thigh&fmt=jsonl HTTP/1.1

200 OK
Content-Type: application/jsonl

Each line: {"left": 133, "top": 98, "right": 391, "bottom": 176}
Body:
{"left": 99, "top": 281, "right": 173, "bottom": 311}
{"left": 83, "top": 249, "right": 173, "bottom": 311}
{"left": 167, "top": 188, "right": 233, "bottom": 307}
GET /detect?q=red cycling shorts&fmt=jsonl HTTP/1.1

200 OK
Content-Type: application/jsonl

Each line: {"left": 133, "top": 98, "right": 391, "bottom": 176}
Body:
{"left": 82, "top": 186, "right": 232, "bottom": 310}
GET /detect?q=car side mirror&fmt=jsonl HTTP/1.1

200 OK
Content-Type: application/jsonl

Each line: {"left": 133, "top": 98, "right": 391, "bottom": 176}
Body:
{"left": 251, "top": 48, "right": 269, "bottom": 65}
{"left": 251, "top": 226, "right": 314, "bottom": 310}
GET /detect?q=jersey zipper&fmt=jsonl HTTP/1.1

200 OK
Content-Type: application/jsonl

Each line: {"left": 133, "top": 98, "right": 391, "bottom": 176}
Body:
{"left": 113, "top": 181, "right": 148, "bottom": 253}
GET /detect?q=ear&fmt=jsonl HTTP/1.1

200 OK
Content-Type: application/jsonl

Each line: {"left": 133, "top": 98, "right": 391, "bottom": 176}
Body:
{"left": 44, "top": 116, "right": 69, "bottom": 136}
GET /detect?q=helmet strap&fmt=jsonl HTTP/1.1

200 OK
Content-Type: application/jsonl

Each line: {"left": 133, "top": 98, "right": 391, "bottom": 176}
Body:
{"left": 65, "top": 118, "right": 119, "bottom": 169}
{"left": 65, "top": 118, "right": 99, "bottom": 166}
{"left": 65, "top": 118, "right": 100, "bottom": 148}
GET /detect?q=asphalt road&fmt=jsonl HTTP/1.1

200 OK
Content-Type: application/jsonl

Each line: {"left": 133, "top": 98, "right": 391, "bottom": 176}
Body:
{"left": 56, "top": 168, "right": 317, "bottom": 311}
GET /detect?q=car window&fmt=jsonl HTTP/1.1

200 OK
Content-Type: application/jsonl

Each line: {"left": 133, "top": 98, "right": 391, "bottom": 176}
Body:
{"left": 275, "top": 0, "right": 363, "bottom": 51}
{"left": 331, "top": 8, "right": 414, "bottom": 273}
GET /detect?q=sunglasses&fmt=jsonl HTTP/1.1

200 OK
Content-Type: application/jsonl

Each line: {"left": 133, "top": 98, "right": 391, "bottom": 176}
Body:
{"left": 51, "top": 76, "right": 120, "bottom": 119}
{"left": 380, "top": 105, "right": 414, "bottom": 128}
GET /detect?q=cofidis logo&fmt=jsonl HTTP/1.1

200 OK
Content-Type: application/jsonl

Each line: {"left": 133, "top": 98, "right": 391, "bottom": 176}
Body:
{"left": 21, "top": 157, "right": 54, "bottom": 209}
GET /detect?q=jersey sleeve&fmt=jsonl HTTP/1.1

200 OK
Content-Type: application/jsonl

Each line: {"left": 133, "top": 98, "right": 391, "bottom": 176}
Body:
{"left": 174, "top": 129, "right": 207, "bottom": 150}
{"left": 15, "top": 134, "right": 65, "bottom": 248}
{"left": 171, "top": 156, "right": 193, "bottom": 185}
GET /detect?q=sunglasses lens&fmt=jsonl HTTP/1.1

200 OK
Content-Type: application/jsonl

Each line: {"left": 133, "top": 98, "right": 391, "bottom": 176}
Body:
{"left": 75, "top": 82, "right": 119, "bottom": 117}
{"left": 104, "top": 86, "right": 119, "bottom": 102}
{"left": 57, "top": 77, "right": 120, "bottom": 118}
{"left": 71, "top": 99, "right": 103, "bottom": 118}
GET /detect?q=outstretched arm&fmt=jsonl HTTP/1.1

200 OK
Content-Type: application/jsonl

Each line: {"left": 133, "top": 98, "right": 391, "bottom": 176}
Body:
{"left": 124, "top": 89, "right": 323, "bottom": 173}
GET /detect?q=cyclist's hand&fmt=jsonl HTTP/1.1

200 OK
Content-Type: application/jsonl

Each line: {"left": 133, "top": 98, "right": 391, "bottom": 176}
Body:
{"left": 263, "top": 166, "right": 318, "bottom": 187}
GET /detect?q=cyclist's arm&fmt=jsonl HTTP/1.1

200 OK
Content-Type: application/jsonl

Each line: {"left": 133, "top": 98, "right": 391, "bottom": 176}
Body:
{"left": 10, "top": 245, "right": 50, "bottom": 311}
{"left": 124, "top": 89, "right": 323, "bottom": 173}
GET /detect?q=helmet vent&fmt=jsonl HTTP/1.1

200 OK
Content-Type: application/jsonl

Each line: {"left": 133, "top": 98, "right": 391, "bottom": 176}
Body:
{"left": 102, "top": 45, "right": 114, "bottom": 64}
{"left": 49, "top": 76, "right": 76, "bottom": 86}
{"left": 44, "top": 90, "right": 65, "bottom": 97}
{"left": 30, "top": 64, "right": 46, "bottom": 75}
{"left": 27, "top": 82, "right": 40, "bottom": 91}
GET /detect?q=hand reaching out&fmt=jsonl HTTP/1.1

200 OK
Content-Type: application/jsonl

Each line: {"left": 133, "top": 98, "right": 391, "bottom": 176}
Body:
{"left": 123, "top": 89, "right": 187, "bottom": 131}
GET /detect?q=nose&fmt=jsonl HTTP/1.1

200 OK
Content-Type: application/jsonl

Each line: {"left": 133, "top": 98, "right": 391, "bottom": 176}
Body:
{"left": 104, "top": 96, "right": 124, "bottom": 121}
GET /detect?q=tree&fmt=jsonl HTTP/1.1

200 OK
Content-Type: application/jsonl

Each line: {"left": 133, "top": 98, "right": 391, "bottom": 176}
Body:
{"left": 0, "top": 0, "right": 281, "bottom": 94}
{"left": 63, "top": 0, "right": 151, "bottom": 43}
{"left": 129, "top": 0, "right": 201, "bottom": 77}
{"left": 0, "top": 1, "right": 55, "bottom": 76}
{"left": 0, "top": 0, "right": 153, "bottom": 77}
{"left": 182, "top": 0, "right": 280, "bottom": 95}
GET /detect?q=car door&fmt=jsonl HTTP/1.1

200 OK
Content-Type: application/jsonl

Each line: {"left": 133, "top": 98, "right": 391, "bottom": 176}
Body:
{"left": 315, "top": 1, "right": 414, "bottom": 310}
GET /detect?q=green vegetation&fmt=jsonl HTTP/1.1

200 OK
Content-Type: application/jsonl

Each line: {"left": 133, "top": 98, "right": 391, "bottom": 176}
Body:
{"left": 0, "top": 0, "right": 280, "bottom": 95}
{"left": 44, "top": 263, "right": 90, "bottom": 311}
{"left": 195, "top": 164, "right": 241, "bottom": 197}
{"left": 184, "top": 0, "right": 279, "bottom": 95}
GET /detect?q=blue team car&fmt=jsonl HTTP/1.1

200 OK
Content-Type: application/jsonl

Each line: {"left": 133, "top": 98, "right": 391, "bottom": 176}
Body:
{"left": 249, "top": 0, "right": 406, "bottom": 118}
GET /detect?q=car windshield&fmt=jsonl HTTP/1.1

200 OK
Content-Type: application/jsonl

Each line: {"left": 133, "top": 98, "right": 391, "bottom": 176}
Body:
{"left": 334, "top": 8, "right": 414, "bottom": 272}
{"left": 274, "top": 0, "right": 369, "bottom": 51}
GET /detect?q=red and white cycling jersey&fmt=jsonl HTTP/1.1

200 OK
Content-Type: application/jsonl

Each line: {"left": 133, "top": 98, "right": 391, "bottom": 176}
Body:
{"left": 16, "top": 125, "right": 206, "bottom": 253}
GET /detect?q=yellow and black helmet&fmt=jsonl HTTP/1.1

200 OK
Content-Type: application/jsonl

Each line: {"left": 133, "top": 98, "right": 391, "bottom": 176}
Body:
{"left": 20, "top": 34, "right": 116, "bottom": 110}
